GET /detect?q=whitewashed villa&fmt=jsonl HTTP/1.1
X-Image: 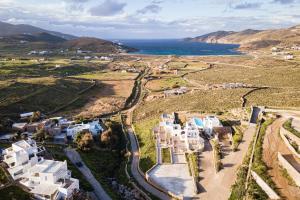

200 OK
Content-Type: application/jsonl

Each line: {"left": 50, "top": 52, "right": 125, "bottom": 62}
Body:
{"left": 2, "top": 139, "right": 79, "bottom": 200}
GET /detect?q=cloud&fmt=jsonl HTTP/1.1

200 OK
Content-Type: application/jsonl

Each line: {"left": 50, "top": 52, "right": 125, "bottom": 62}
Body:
{"left": 64, "top": 0, "right": 89, "bottom": 2}
{"left": 151, "top": 0, "right": 164, "bottom": 4}
{"left": 89, "top": 0, "right": 126, "bottom": 16}
{"left": 232, "top": 2, "right": 262, "bottom": 9}
{"left": 137, "top": 4, "right": 162, "bottom": 14}
{"left": 272, "top": 0, "right": 295, "bottom": 4}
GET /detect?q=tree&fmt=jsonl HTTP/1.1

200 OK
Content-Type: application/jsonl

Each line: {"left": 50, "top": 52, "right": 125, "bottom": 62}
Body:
{"left": 30, "top": 111, "right": 41, "bottom": 123}
{"left": 74, "top": 131, "right": 94, "bottom": 151}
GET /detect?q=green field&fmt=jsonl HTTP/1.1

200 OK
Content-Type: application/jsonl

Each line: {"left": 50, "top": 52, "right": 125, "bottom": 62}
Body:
{"left": 133, "top": 117, "right": 159, "bottom": 172}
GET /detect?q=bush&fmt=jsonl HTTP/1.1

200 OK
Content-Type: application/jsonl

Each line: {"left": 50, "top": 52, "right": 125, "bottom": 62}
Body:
{"left": 74, "top": 131, "right": 94, "bottom": 151}
{"left": 283, "top": 119, "right": 300, "bottom": 138}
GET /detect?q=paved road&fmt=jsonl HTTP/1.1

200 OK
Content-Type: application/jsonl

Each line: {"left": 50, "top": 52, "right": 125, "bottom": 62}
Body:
{"left": 65, "top": 148, "right": 112, "bottom": 200}
{"left": 127, "top": 127, "right": 171, "bottom": 200}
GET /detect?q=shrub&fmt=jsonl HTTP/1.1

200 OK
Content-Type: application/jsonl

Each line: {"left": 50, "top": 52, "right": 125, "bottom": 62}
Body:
{"left": 283, "top": 119, "right": 300, "bottom": 138}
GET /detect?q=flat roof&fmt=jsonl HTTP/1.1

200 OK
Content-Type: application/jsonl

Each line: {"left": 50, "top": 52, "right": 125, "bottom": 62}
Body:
{"left": 30, "top": 159, "right": 65, "bottom": 174}
{"left": 31, "top": 183, "right": 58, "bottom": 196}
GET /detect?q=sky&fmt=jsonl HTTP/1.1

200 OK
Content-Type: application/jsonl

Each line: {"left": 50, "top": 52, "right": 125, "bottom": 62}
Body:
{"left": 0, "top": 0, "right": 300, "bottom": 39}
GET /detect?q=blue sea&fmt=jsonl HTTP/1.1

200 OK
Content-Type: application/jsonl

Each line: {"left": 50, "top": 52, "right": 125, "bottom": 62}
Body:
{"left": 119, "top": 39, "right": 241, "bottom": 56}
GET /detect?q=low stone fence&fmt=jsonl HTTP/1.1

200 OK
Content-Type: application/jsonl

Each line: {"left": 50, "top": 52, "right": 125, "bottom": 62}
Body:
{"left": 251, "top": 171, "right": 280, "bottom": 200}
{"left": 281, "top": 126, "right": 300, "bottom": 146}
{"left": 278, "top": 152, "right": 300, "bottom": 187}
{"left": 280, "top": 127, "right": 300, "bottom": 159}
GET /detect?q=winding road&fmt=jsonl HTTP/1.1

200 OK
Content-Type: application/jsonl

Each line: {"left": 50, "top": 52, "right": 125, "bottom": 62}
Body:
{"left": 127, "top": 126, "right": 171, "bottom": 200}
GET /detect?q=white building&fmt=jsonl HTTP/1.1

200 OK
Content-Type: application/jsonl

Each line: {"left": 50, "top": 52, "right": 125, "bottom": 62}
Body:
{"left": 157, "top": 114, "right": 205, "bottom": 153}
{"left": 203, "top": 116, "right": 223, "bottom": 136}
{"left": 66, "top": 120, "right": 103, "bottom": 138}
{"left": 284, "top": 54, "right": 294, "bottom": 60}
{"left": 20, "top": 112, "right": 34, "bottom": 119}
{"left": 2, "top": 139, "right": 79, "bottom": 200}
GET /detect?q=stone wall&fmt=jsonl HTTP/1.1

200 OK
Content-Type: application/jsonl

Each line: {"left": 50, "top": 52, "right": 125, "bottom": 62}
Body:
{"left": 251, "top": 171, "right": 280, "bottom": 200}
{"left": 278, "top": 152, "right": 300, "bottom": 187}
{"left": 281, "top": 127, "right": 300, "bottom": 146}
{"left": 280, "top": 127, "right": 300, "bottom": 159}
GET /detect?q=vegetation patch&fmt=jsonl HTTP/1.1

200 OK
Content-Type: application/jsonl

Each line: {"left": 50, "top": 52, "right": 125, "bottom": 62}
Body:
{"left": 146, "top": 77, "right": 187, "bottom": 91}
{"left": 185, "top": 153, "right": 199, "bottom": 179}
{"left": 232, "top": 126, "right": 244, "bottom": 151}
{"left": 161, "top": 148, "right": 171, "bottom": 163}
{"left": 0, "top": 185, "right": 31, "bottom": 200}
{"left": 78, "top": 119, "right": 129, "bottom": 199}
{"left": 279, "top": 165, "right": 297, "bottom": 187}
{"left": 229, "top": 132, "right": 268, "bottom": 200}
{"left": 211, "top": 139, "right": 222, "bottom": 172}
{"left": 133, "top": 117, "right": 159, "bottom": 173}
{"left": 71, "top": 71, "right": 139, "bottom": 81}
{"left": 252, "top": 118, "right": 278, "bottom": 192}
{"left": 0, "top": 167, "right": 8, "bottom": 185}
{"left": 283, "top": 118, "right": 300, "bottom": 138}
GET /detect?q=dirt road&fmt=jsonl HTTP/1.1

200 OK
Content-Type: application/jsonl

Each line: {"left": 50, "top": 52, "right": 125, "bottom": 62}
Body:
{"left": 197, "top": 125, "right": 256, "bottom": 200}
{"left": 263, "top": 118, "right": 300, "bottom": 200}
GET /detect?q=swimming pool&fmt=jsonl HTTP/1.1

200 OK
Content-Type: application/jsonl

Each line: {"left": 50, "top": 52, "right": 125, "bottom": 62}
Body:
{"left": 194, "top": 118, "right": 204, "bottom": 127}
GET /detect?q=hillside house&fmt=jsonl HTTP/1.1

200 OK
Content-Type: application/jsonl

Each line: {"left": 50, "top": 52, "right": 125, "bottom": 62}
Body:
{"left": 164, "top": 87, "right": 188, "bottom": 97}
{"left": 66, "top": 120, "right": 103, "bottom": 139}
{"left": 2, "top": 139, "right": 79, "bottom": 200}
{"left": 284, "top": 54, "right": 294, "bottom": 60}
{"left": 156, "top": 113, "right": 205, "bottom": 153}
{"left": 12, "top": 123, "right": 27, "bottom": 132}
{"left": 20, "top": 112, "right": 34, "bottom": 119}
{"left": 203, "top": 116, "right": 223, "bottom": 137}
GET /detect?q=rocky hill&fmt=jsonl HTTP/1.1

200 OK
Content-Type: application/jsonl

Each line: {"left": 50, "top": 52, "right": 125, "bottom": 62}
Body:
{"left": 0, "top": 21, "right": 135, "bottom": 53}
{"left": 185, "top": 25, "right": 300, "bottom": 50}
{"left": 0, "top": 21, "right": 76, "bottom": 40}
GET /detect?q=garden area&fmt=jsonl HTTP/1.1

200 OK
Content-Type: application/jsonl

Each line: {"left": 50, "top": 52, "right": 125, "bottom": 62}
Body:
{"left": 283, "top": 118, "right": 300, "bottom": 138}
{"left": 0, "top": 186, "right": 31, "bottom": 200}
{"left": 133, "top": 117, "right": 159, "bottom": 173}
{"left": 161, "top": 148, "right": 171, "bottom": 163}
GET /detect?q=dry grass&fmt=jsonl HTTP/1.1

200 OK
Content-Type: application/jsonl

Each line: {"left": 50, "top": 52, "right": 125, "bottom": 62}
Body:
{"left": 71, "top": 71, "right": 139, "bottom": 80}
{"left": 145, "top": 77, "right": 188, "bottom": 91}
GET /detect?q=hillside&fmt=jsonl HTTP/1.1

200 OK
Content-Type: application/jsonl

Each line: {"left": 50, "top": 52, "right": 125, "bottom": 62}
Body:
{"left": 0, "top": 21, "right": 76, "bottom": 40}
{"left": 1, "top": 32, "right": 67, "bottom": 43}
{"left": 185, "top": 25, "right": 300, "bottom": 50}
{"left": 0, "top": 21, "right": 136, "bottom": 54}
{"left": 63, "top": 37, "right": 135, "bottom": 53}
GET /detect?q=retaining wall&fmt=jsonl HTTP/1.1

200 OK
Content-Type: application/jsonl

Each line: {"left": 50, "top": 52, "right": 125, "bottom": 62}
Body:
{"left": 281, "top": 127, "right": 300, "bottom": 146}
{"left": 251, "top": 171, "right": 280, "bottom": 200}
{"left": 280, "top": 127, "right": 300, "bottom": 159}
{"left": 278, "top": 152, "right": 300, "bottom": 187}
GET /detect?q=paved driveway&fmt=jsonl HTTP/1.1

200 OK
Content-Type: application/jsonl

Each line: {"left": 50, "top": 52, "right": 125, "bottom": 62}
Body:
{"left": 65, "top": 148, "right": 111, "bottom": 200}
